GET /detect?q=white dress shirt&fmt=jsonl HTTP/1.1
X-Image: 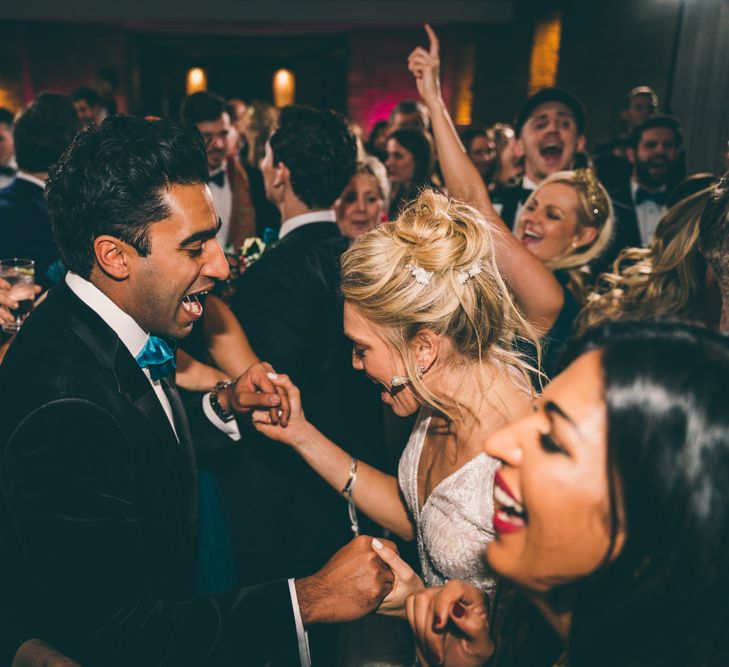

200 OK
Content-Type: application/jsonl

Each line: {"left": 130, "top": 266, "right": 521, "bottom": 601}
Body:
{"left": 64, "top": 272, "right": 309, "bottom": 665}
{"left": 278, "top": 209, "right": 337, "bottom": 239}
{"left": 631, "top": 179, "right": 667, "bottom": 246}
{"left": 15, "top": 170, "right": 45, "bottom": 190}
{"left": 0, "top": 155, "right": 17, "bottom": 189}
{"left": 209, "top": 163, "right": 233, "bottom": 249}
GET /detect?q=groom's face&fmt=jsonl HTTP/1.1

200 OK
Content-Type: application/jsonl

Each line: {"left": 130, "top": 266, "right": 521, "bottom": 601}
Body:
{"left": 125, "top": 183, "right": 229, "bottom": 339}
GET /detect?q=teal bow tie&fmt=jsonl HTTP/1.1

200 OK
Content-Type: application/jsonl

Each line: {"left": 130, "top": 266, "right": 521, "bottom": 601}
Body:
{"left": 135, "top": 336, "right": 176, "bottom": 381}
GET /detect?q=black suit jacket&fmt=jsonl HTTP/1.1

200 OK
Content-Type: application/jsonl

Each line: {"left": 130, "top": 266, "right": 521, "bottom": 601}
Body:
{"left": 0, "top": 178, "right": 60, "bottom": 290}
{"left": 600, "top": 179, "right": 643, "bottom": 271}
{"left": 491, "top": 179, "right": 528, "bottom": 232}
{"left": 225, "top": 220, "right": 385, "bottom": 583}
{"left": 0, "top": 282, "right": 300, "bottom": 667}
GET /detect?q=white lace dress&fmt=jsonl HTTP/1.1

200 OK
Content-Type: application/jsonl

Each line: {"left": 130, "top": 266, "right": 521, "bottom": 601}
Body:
{"left": 398, "top": 408, "right": 499, "bottom": 598}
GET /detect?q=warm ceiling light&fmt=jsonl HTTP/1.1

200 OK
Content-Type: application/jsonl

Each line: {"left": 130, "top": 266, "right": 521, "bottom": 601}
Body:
{"left": 273, "top": 69, "right": 295, "bottom": 108}
{"left": 186, "top": 67, "right": 208, "bottom": 95}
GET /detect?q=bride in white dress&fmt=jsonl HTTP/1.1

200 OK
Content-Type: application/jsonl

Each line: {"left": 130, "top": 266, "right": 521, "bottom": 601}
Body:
{"left": 253, "top": 189, "right": 538, "bottom": 616}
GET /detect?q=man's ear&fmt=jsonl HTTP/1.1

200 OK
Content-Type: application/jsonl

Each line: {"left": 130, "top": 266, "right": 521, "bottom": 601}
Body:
{"left": 94, "top": 235, "right": 131, "bottom": 280}
{"left": 576, "top": 135, "right": 587, "bottom": 154}
{"left": 273, "top": 162, "right": 290, "bottom": 190}
{"left": 626, "top": 146, "right": 636, "bottom": 165}
{"left": 412, "top": 328, "right": 441, "bottom": 371}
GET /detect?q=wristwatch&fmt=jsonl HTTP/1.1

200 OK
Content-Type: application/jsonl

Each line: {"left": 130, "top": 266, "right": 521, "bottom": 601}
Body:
{"left": 209, "top": 379, "right": 236, "bottom": 423}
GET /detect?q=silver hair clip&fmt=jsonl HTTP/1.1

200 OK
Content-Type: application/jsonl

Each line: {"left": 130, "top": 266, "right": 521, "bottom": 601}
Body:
{"left": 406, "top": 263, "right": 433, "bottom": 285}
{"left": 456, "top": 260, "right": 483, "bottom": 285}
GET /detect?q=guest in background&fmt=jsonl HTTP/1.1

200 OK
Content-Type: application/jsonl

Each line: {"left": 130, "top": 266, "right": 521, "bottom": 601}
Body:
{"left": 605, "top": 114, "right": 683, "bottom": 265}
{"left": 461, "top": 126, "right": 497, "bottom": 186}
{"left": 700, "top": 173, "right": 729, "bottom": 334}
{"left": 595, "top": 85, "right": 659, "bottom": 161}
{"left": 0, "top": 93, "right": 80, "bottom": 290}
{"left": 335, "top": 156, "right": 389, "bottom": 240}
{"left": 364, "top": 119, "right": 389, "bottom": 162}
{"left": 0, "top": 108, "right": 17, "bottom": 189}
{"left": 489, "top": 122, "right": 523, "bottom": 190}
{"left": 237, "top": 100, "right": 281, "bottom": 236}
{"left": 70, "top": 86, "right": 107, "bottom": 128}
{"left": 224, "top": 105, "right": 388, "bottom": 665}
{"left": 389, "top": 99, "right": 430, "bottom": 132}
{"left": 386, "top": 127, "right": 436, "bottom": 220}
{"left": 579, "top": 186, "right": 721, "bottom": 332}
{"left": 491, "top": 86, "right": 587, "bottom": 230}
{"left": 180, "top": 91, "right": 256, "bottom": 249}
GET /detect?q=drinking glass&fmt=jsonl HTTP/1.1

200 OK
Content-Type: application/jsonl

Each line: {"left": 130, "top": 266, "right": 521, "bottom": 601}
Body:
{"left": 0, "top": 258, "right": 35, "bottom": 333}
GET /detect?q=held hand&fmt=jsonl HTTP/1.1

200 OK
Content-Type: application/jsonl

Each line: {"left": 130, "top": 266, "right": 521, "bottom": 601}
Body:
{"left": 407, "top": 24, "right": 442, "bottom": 105}
{"left": 295, "top": 535, "right": 396, "bottom": 625}
{"left": 406, "top": 579, "right": 494, "bottom": 667}
{"left": 251, "top": 373, "right": 312, "bottom": 449}
{"left": 372, "top": 537, "right": 424, "bottom": 618}
{"left": 406, "top": 580, "right": 493, "bottom": 667}
{"left": 221, "top": 362, "right": 290, "bottom": 425}
{"left": 13, "top": 639, "right": 82, "bottom": 667}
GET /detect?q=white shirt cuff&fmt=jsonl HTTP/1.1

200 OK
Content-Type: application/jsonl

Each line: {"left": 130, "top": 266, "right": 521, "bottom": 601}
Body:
{"left": 288, "top": 578, "right": 312, "bottom": 667}
{"left": 201, "top": 392, "right": 241, "bottom": 441}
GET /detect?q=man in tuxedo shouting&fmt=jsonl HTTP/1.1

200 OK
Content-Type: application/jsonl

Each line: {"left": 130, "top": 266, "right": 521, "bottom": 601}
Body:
{"left": 0, "top": 115, "right": 394, "bottom": 667}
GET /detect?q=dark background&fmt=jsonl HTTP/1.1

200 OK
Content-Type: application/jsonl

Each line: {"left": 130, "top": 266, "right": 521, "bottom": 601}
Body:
{"left": 1, "top": 0, "right": 727, "bottom": 173}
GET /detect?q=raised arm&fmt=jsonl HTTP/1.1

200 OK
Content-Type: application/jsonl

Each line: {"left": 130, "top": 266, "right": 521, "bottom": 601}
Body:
{"left": 408, "top": 25, "right": 564, "bottom": 331}
{"left": 253, "top": 374, "right": 415, "bottom": 540}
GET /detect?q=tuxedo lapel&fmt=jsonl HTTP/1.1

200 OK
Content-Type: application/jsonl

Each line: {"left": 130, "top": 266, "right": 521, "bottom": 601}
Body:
{"left": 56, "top": 282, "right": 182, "bottom": 453}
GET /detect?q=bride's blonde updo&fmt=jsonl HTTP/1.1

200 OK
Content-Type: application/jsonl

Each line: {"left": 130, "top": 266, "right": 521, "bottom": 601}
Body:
{"left": 340, "top": 188, "right": 538, "bottom": 419}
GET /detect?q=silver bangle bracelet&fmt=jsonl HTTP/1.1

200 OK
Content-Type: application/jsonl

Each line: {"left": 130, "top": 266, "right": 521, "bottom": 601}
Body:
{"left": 342, "top": 457, "right": 360, "bottom": 536}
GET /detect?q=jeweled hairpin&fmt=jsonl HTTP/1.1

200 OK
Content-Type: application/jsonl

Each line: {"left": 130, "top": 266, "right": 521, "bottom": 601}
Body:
{"left": 406, "top": 263, "right": 433, "bottom": 285}
{"left": 456, "top": 260, "right": 483, "bottom": 285}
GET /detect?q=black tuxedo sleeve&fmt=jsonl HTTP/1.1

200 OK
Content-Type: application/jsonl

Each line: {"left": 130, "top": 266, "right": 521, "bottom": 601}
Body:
{"left": 1, "top": 399, "right": 300, "bottom": 667}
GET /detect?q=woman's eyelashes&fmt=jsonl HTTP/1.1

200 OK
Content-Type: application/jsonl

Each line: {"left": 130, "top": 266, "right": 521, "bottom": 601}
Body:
{"left": 353, "top": 345, "right": 366, "bottom": 359}
{"left": 539, "top": 430, "right": 567, "bottom": 455}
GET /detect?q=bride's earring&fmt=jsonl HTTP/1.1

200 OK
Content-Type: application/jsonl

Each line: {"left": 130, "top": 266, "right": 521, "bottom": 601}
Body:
{"left": 390, "top": 375, "right": 410, "bottom": 388}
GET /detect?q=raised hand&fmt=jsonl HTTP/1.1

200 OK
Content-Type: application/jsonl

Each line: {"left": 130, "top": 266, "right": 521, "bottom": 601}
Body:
{"left": 407, "top": 24, "right": 442, "bottom": 105}
{"left": 0, "top": 277, "right": 42, "bottom": 328}
{"left": 371, "top": 537, "right": 424, "bottom": 618}
{"left": 221, "top": 361, "right": 290, "bottom": 425}
{"left": 406, "top": 580, "right": 493, "bottom": 667}
{"left": 295, "top": 535, "right": 396, "bottom": 625}
{"left": 251, "top": 372, "right": 313, "bottom": 449}
{"left": 13, "top": 639, "right": 82, "bottom": 667}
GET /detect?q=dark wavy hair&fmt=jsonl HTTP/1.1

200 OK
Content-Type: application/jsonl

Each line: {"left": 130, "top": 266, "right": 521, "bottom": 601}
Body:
{"left": 389, "top": 127, "right": 434, "bottom": 187}
{"left": 493, "top": 321, "right": 729, "bottom": 666}
{"left": 46, "top": 115, "right": 209, "bottom": 279}
{"left": 14, "top": 92, "right": 80, "bottom": 173}
{"left": 269, "top": 105, "right": 356, "bottom": 209}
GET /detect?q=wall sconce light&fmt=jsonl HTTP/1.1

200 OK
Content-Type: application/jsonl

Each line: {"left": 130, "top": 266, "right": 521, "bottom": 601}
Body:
{"left": 186, "top": 67, "right": 208, "bottom": 95}
{"left": 273, "top": 69, "right": 295, "bottom": 107}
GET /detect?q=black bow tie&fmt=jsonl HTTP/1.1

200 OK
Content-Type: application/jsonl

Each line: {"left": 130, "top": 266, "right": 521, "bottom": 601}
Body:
{"left": 635, "top": 187, "right": 667, "bottom": 206}
{"left": 209, "top": 170, "right": 225, "bottom": 188}
{"left": 0, "top": 165, "right": 16, "bottom": 177}
{"left": 517, "top": 186, "right": 534, "bottom": 205}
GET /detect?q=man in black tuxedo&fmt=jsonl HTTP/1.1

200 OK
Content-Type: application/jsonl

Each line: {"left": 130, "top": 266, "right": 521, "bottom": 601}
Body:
{"left": 491, "top": 87, "right": 587, "bottom": 231}
{"left": 0, "top": 93, "right": 80, "bottom": 290}
{"left": 604, "top": 114, "right": 683, "bottom": 265}
{"left": 0, "top": 116, "right": 393, "bottom": 667}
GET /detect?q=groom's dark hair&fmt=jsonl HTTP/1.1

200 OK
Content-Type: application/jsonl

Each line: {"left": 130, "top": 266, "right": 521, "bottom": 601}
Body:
{"left": 46, "top": 115, "right": 209, "bottom": 279}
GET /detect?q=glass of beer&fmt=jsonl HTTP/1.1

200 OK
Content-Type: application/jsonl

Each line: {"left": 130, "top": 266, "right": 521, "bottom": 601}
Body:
{"left": 0, "top": 258, "right": 35, "bottom": 333}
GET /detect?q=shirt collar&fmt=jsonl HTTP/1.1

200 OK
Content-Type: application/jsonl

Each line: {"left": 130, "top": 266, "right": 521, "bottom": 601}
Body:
{"left": 522, "top": 174, "right": 539, "bottom": 191}
{"left": 631, "top": 178, "right": 667, "bottom": 200}
{"left": 15, "top": 171, "right": 46, "bottom": 189}
{"left": 278, "top": 209, "right": 337, "bottom": 240}
{"left": 65, "top": 272, "right": 149, "bottom": 359}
